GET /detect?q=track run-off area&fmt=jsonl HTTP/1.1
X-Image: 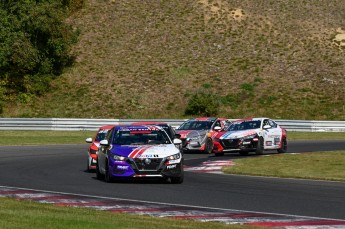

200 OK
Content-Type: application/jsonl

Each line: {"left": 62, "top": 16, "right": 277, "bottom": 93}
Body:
{"left": 1, "top": 140, "right": 345, "bottom": 228}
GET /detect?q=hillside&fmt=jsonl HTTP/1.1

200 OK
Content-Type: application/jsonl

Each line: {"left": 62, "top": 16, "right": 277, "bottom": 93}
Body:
{"left": 3, "top": 0, "right": 345, "bottom": 120}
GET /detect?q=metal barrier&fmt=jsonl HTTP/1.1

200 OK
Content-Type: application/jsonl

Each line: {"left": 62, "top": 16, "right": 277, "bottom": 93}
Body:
{"left": 0, "top": 118, "right": 345, "bottom": 132}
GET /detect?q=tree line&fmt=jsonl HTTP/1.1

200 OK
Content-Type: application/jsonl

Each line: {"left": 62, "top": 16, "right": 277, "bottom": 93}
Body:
{"left": 0, "top": 0, "right": 83, "bottom": 113}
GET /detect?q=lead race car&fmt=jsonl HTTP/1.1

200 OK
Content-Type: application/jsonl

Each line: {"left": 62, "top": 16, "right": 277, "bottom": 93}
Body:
{"left": 175, "top": 117, "right": 230, "bottom": 154}
{"left": 96, "top": 125, "right": 184, "bottom": 183}
{"left": 212, "top": 118, "right": 287, "bottom": 156}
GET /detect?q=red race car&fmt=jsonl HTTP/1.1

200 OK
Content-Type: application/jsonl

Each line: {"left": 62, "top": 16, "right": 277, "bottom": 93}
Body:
{"left": 175, "top": 117, "right": 231, "bottom": 154}
{"left": 85, "top": 125, "right": 114, "bottom": 171}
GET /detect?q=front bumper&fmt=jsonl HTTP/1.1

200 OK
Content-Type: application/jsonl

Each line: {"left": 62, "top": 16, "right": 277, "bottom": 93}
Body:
{"left": 181, "top": 138, "right": 205, "bottom": 152}
{"left": 108, "top": 157, "right": 183, "bottom": 178}
{"left": 213, "top": 137, "right": 259, "bottom": 153}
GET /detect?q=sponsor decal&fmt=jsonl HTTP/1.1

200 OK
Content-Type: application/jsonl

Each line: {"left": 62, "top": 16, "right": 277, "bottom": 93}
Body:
{"left": 166, "top": 164, "right": 177, "bottom": 169}
{"left": 119, "top": 126, "right": 160, "bottom": 132}
{"left": 266, "top": 141, "right": 272, "bottom": 146}
{"left": 138, "top": 154, "right": 159, "bottom": 158}
{"left": 128, "top": 146, "right": 154, "bottom": 159}
{"left": 116, "top": 165, "right": 129, "bottom": 170}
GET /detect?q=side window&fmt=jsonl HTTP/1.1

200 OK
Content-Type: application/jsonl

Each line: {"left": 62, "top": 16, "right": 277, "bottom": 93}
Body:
{"left": 106, "top": 128, "right": 114, "bottom": 142}
{"left": 213, "top": 121, "right": 221, "bottom": 129}
{"left": 268, "top": 120, "right": 277, "bottom": 128}
{"left": 263, "top": 119, "right": 270, "bottom": 127}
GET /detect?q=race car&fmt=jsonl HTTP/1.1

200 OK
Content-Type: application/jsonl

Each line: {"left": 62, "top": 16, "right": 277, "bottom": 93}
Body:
{"left": 175, "top": 117, "right": 230, "bottom": 154}
{"left": 131, "top": 122, "right": 178, "bottom": 140}
{"left": 85, "top": 125, "right": 114, "bottom": 171}
{"left": 96, "top": 125, "right": 184, "bottom": 183}
{"left": 212, "top": 118, "right": 287, "bottom": 156}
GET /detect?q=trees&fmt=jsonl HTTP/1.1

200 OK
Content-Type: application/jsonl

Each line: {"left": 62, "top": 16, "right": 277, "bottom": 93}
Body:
{"left": 0, "top": 0, "right": 80, "bottom": 112}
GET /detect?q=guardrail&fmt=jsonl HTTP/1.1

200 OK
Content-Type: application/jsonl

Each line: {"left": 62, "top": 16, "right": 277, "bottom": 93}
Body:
{"left": 0, "top": 118, "right": 345, "bottom": 132}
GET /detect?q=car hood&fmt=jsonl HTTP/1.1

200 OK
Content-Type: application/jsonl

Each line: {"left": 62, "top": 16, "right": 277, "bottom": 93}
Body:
{"left": 218, "top": 130, "right": 258, "bottom": 140}
{"left": 175, "top": 130, "right": 207, "bottom": 139}
{"left": 110, "top": 144, "right": 180, "bottom": 159}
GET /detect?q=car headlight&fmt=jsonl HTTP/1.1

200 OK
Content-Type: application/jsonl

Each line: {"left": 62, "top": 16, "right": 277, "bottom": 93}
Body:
{"left": 111, "top": 154, "right": 127, "bottom": 161}
{"left": 187, "top": 137, "right": 199, "bottom": 142}
{"left": 166, "top": 153, "right": 181, "bottom": 161}
{"left": 241, "top": 134, "right": 257, "bottom": 140}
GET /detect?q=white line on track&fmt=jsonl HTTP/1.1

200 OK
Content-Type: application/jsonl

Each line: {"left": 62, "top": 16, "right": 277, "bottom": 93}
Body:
{"left": 1, "top": 185, "right": 345, "bottom": 224}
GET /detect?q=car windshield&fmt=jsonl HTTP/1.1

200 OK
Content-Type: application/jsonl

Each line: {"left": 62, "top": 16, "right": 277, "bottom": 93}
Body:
{"left": 113, "top": 130, "right": 171, "bottom": 145}
{"left": 95, "top": 130, "right": 109, "bottom": 142}
{"left": 178, "top": 121, "right": 213, "bottom": 130}
{"left": 227, "top": 120, "right": 261, "bottom": 131}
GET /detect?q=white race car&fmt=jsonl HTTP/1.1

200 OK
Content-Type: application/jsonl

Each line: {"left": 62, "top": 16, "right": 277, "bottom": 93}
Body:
{"left": 213, "top": 118, "right": 287, "bottom": 156}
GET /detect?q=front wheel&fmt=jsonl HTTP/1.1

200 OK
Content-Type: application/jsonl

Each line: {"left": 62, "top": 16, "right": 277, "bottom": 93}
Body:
{"left": 239, "top": 151, "right": 249, "bottom": 156}
{"left": 170, "top": 175, "right": 184, "bottom": 184}
{"left": 255, "top": 137, "right": 264, "bottom": 155}
{"left": 96, "top": 161, "right": 104, "bottom": 180}
{"left": 104, "top": 161, "right": 113, "bottom": 183}
{"left": 277, "top": 137, "right": 287, "bottom": 153}
{"left": 204, "top": 138, "right": 214, "bottom": 154}
{"left": 214, "top": 152, "right": 224, "bottom": 157}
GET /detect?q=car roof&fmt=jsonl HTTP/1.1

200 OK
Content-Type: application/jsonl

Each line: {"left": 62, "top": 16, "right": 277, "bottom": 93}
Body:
{"left": 114, "top": 125, "right": 163, "bottom": 131}
{"left": 131, "top": 122, "right": 169, "bottom": 126}
{"left": 189, "top": 117, "right": 217, "bottom": 121}
{"left": 231, "top": 117, "right": 270, "bottom": 122}
{"left": 98, "top": 125, "right": 115, "bottom": 130}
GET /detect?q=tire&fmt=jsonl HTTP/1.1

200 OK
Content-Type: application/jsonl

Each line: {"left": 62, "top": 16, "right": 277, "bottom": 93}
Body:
{"left": 86, "top": 158, "right": 90, "bottom": 172}
{"left": 104, "top": 161, "right": 113, "bottom": 183}
{"left": 170, "top": 175, "right": 184, "bottom": 184}
{"left": 239, "top": 151, "right": 249, "bottom": 156}
{"left": 277, "top": 137, "right": 287, "bottom": 153}
{"left": 96, "top": 160, "right": 104, "bottom": 180}
{"left": 255, "top": 137, "right": 264, "bottom": 155}
{"left": 204, "top": 138, "right": 214, "bottom": 154}
{"left": 215, "top": 152, "right": 224, "bottom": 157}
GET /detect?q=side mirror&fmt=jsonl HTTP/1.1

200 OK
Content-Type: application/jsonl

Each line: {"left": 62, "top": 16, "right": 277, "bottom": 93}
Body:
{"left": 173, "top": 139, "right": 182, "bottom": 145}
{"left": 100, "top": 139, "right": 109, "bottom": 146}
{"left": 174, "top": 133, "right": 181, "bottom": 139}
{"left": 85, "top": 137, "right": 93, "bottom": 143}
{"left": 263, "top": 125, "right": 271, "bottom": 129}
{"left": 214, "top": 126, "right": 222, "bottom": 131}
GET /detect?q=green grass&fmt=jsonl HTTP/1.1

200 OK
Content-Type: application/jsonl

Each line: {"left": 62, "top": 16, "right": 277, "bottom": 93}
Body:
{"left": 0, "top": 131, "right": 344, "bottom": 146}
{"left": 288, "top": 131, "right": 345, "bottom": 140}
{"left": 0, "top": 130, "right": 94, "bottom": 145}
{"left": 222, "top": 151, "right": 345, "bottom": 181}
{"left": 0, "top": 198, "right": 261, "bottom": 229}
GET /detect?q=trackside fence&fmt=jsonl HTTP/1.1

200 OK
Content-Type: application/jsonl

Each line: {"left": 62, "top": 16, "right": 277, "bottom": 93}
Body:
{"left": 0, "top": 118, "right": 345, "bottom": 132}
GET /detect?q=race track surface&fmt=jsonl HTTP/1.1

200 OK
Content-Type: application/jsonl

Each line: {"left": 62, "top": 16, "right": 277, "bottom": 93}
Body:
{"left": 1, "top": 140, "right": 345, "bottom": 227}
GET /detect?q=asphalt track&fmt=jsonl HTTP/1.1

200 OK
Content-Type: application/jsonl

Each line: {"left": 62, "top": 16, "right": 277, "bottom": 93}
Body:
{"left": 1, "top": 140, "right": 345, "bottom": 222}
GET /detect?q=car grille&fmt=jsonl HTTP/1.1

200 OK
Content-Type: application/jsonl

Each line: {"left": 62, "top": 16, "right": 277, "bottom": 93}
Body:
{"left": 221, "top": 139, "right": 240, "bottom": 148}
{"left": 132, "top": 158, "right": 163, "bottom": 171}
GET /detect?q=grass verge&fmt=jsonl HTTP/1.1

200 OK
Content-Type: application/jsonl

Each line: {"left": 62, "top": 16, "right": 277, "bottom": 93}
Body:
{"left": 0, "top": 130, "right": 94, "bottom": 145}
{"left": 0, "top": 198, "right": 260, "bottom": 229}
{"left": 222, "top": 151, "right": 345, "bottom": 181}
{"left": 0, "top": 131, "right": 344, "bottom": 146}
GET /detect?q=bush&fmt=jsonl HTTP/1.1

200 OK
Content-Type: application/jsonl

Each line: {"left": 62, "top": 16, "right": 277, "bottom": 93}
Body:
{"left": 184, "top": 90, "right": 219, "bottom": 116}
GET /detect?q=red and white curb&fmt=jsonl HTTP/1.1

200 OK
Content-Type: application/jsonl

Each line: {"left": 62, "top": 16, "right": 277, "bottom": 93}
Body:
{"left": 2, "top": 186, "right": 345, "bottom": 228}
{"left": 184, "top": 160, "right": 235, "bottom": 174}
